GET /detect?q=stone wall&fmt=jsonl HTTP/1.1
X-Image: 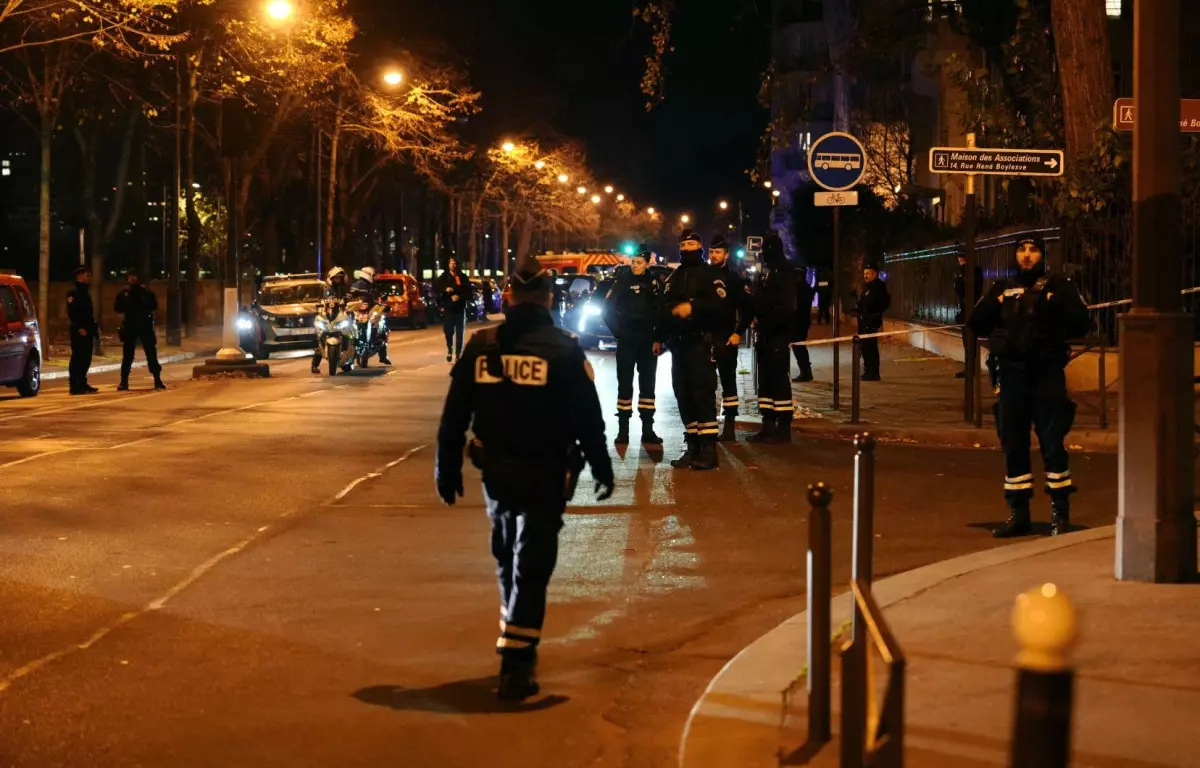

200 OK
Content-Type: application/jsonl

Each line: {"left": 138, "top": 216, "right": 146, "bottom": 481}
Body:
{"left": 27, "top": 280, "right": 226, "bottom": 335}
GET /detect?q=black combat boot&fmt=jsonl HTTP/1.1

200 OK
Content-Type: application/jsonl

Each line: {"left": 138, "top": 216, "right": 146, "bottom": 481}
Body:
{"left": 117, "top": 377, "right": 130, "bottom": 392}
{"left": 640, "top": 417, "right": 663, "bottom": 446}
{"left": 746, "top": 414, "right": 776, "bottom": 444}
{"left": 766, "top": 418, "right": 793, "bottom": 444}
{"left": 670, "top": 435, "right": 696, "bottom": 469}
{"left": 153, "top": 375, "right": 167, "bottom": 391}
{"left": 689, "top": 436, "right": 719, "bottom": 471}
{"left": 719, "top": 415, "right": 738, "bottom": 443}
{"left": 1050, "top": 498, "right": 1071, "bottom": 537}
{"left": 792, "top": 366, "right": 814, "bottom": 383}
{"left": 378, "top": 344, "right": 391, "bottom": 365}
{"left": 615, "top": 416, "right": 631, "bottom": 446}
{"left": 498, "top": 655, "right": 540, "bottom": 701}
{"left": 993, "top": 500, "right": 1033, "bottom": 539}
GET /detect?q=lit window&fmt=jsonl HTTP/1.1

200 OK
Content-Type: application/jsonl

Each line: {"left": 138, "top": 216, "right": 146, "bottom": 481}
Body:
{"left": 1106, "top": 0, "right": 1121, "bottom": 17}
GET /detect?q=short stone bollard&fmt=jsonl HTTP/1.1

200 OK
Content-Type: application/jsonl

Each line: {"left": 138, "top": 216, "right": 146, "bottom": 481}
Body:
{"left": 1010, "top": 582, "right": 1078, "bottom": 768}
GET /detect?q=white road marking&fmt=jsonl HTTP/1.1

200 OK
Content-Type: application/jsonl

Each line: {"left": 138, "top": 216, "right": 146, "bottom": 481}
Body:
{"left": 0, "top": 393, "right": 159, "bottom": 423}
{"left": 327, "top": 445, "right": 428, "bottom": 504}
{"left": 0, "top": 450, "right": 74, "bottom": 470}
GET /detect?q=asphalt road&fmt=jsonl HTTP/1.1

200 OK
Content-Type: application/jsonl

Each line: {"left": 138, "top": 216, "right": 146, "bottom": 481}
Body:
{"left": 0, "top": 325, "right": 1120, "bottom": 767}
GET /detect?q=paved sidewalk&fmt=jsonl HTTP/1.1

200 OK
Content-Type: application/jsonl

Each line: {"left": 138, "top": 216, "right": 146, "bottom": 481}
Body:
{"left": 680, "top": 527, "right": 1200, "bottom": 768}
{"left": 733, "top": 323, "right": 1122, "bottom": 451}
{"left": 42, "top": 326, "right": 225, "bottom": 381}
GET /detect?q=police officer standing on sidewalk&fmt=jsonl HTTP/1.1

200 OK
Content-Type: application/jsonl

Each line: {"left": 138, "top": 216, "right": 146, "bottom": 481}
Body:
{"left": 969, "top": 234, "right": 1091, "bottom": 538}
{"left": 748, "top": 234, "right": 798, "bottom": 443}
{"left": 67, "top": 265, "right": 99, "bottom": 395}
{"left": 659, "top": 230, "right": 729, "bottom": 470}
{"left": 853, "top": 262, "right": 890, "bottom": 381}
{"left": 436, "top": 256, "right": 615, "bottom": 701}
{"left": 114, "top": 269, "right": 165, "bottom": 391}
{"left": 707, "top": 234, "right": 750, "bottom": 442}
{"left": 603, "top": 244, "right": 663, "bottom": 446}
{"left": 791, "top": 266, "right": 816, "bottom": 382}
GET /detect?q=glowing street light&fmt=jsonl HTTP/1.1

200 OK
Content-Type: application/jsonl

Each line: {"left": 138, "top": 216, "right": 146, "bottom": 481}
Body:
{"left": 382, "top": 70, "right": 404, "bottom": 87}
{"left": 534, "top": 160, "right": 545, "bottom": 169}
{"left": 646, "top": 207, "right": 656, "bottom": 215}
{"left": 501, "top": 141, "right": 516, "bottom": 153}
{"left": 604, "top": 185, "right": 614, "bottom": 194}
{"left": 680, "top": 214, "right": 691, "bottom": 224}
{"left": 266, "top": 0, "right": 294, "bottom": 21}
{"left": 718, "top": 200, "right": 729, "bottom": 210}
{"left": 557, "top": 173, "right": 569, "bottom": 183}
{"left": 616, "top": 193, "right": 625, "bottom": 202}
{"left": 591, "top": 194, "right": 602, "bottom": 204}
{"left": 772, "top": 189, "right": 781, "bottom": 198}
{"left": 577, "top": 186, "right": 587, "bottom": 195}
{"left": 763, "top": 180, "right": 772, "bottom": 189}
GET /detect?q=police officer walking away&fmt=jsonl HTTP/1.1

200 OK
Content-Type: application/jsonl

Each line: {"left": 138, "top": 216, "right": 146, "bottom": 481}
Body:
{"left": 791, "top": 266, "right": 816, "bottom": 382}
{"left": 854, "top": 262, "right": 890, "bottom": 381}
{"left": 436, "top": 257, "right": 615, "bottom": 701}
{"left": 114, "top": 269, "right": 165, "bottom": 391}
{"left": 707, "top": 234, "right": 750, "bottom": 442}
{"left": 603, "top": 244, "right": 663, "bottom": 446}
{"left": 968, "top": 235, "right": 1091, "bottom": 538}
{"left": 436, "top": 257, "right": 472, "bottom": 362}
{"left": 659, "top": 230, "right": 729, "bottom": 470}
{"left": 67, "top": 265, "right": 100, "bottom": 395}
{"left": 748, "top": 234, "right": 798, "bottom": 443}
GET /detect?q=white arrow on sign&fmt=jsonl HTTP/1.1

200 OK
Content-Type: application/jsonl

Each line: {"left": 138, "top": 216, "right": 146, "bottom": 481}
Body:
{"left": 1045, "top": 157, "right": 1059, "bottom": 169}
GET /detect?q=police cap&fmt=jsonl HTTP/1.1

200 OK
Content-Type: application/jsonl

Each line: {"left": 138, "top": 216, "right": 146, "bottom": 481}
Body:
{"left": 679, "top": 230, "right": 702, "bottom": 247}
{"left": 1015, "top": 234, "right": 1047, "bottom": 254}
{"left": 73, "top": 265, "right": 91, "bottom": 277}
{"left": 710, "top": 234, "right": 730, "bottom": 251}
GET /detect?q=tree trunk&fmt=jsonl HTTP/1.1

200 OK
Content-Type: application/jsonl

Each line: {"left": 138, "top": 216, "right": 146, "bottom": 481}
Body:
{"left": 516, "top": 212, "right": 535, "bottom": 263}
{"left": 324, "top": 95, "right": 343, "bottom": 268}
{"left": 1051, "top": 0, "right": 1115, "bottom": 161}
{"left": 37, "top": 106, "right": 52, "bottom": 358}
{"left": 500, "top": 206, "right": 512, "bottom": 278}
{"left": 137, "top": 135, "right": 152, "bottom": 280}
{"left": 184, "top": 56, "right": 201, "bottom": 336}
{"left": 468, "top": 193, "right": 480, "bottom": 275}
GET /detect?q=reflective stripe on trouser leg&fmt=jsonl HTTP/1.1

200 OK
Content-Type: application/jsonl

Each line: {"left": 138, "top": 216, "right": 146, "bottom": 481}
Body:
{"left": 758, "top": 397, "right": 776, "bottom": 412}
{"left": 488, "top": 500, "right": 563, "bottom": 659}
{"left": 638, "top": 396, "right": 656, "bottom": 416}
{"left": 1004, "top": 473, "right": 1035, "bottom": 500}
{"left": 616, "top": 398, "right": 634, "bottom": 413}
{"left": 1045, "top": 470, "right": 1075, "bottom": 498}
{"left": 696, "top": 421, "right": 720, "bottom": 437}
{"left": 721, "top": 396, "right": 739, "bottom": 415}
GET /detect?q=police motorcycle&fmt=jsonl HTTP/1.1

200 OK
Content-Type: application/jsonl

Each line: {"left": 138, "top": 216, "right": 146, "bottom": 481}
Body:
{"left": 314, "top": 297, "right": 358, "bottom": 376}
{"left": 352, "top": 297, "right": 388, "bottom": 368}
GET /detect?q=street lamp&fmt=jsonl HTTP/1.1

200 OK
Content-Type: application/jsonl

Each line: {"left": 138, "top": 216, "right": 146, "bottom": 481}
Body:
{"left": 535, "top": 160, "right": 545, "bottom": 169}
{"left": 558, "top": 173, "right": 569, "bottom": 183}
{"left": 718, "top": 200, "right": 729, "bottom": 210}
{"left": 383, "top": 70, "right": 404, "bottom": 87}
{"left": 591, "top": 194, "right": 601, "bottom": 204}
{"left": 772, "top": 189, "right": 781, "bottom": 198}
{"left": 616, "top": 193, "right": 625, "bottom": 202}
{"left": 604, "top": 185, "right": 614, "bottom": 194}
{"left": 265, "top": 0, "right": 294, "bottom": 21}
{"left": 680, "top": 214, "right": 690, "bottom": 224}
{"left": 577, "top": 186, "right": 587, "bottom": 195}
{"left": 646, "top": 207, "right": 656, "bottom": 215}
{"left": 764, "top": 180, "right": 772, "bottom": 189}
{"left": 501, "top": 140, "right": 516, "bottom": 153}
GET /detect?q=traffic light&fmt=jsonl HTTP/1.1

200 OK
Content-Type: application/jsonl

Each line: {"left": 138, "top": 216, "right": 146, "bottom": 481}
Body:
{"left": 736, "top": 248, "right": 746, "bottom": 259}
{"left": 622, "top": 243, "right": 636, "bottom": 256}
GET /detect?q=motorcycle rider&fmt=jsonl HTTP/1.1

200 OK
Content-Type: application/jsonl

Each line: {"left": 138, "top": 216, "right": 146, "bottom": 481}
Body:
{"left": 349, "top": 266, "right": 391, "bottom": 365}
{"left": 312, "top": 266, "right": 351, "bottom": 374}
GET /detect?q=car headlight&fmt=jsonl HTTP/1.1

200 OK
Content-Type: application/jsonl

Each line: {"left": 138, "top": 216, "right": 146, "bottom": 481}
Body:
{"left": 236, "top": 316, "right": 254, "bottom": 331}
{"left": 583, "top": 304, "right": 602, "bottom": 317}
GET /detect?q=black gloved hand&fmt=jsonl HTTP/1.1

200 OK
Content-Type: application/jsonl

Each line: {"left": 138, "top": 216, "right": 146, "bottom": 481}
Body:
{"left": 594, "top": 478, "right": 615, "bottom": 502}
{"left": 437, "top": 475, "right": 464, "bottom": 506}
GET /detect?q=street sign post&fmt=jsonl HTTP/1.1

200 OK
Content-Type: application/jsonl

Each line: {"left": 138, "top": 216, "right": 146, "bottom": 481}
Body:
{"left": 807, "top": 132, "right": 867, "bottom": 411}
{"left": 814, "top": 190, "right": 859, "bottom": 207}
{"left": 929, "top": 147, "right": 1065, "bottom": 177}
{"left": 1113, "top": 97, "right": 1200, "bottom": 132}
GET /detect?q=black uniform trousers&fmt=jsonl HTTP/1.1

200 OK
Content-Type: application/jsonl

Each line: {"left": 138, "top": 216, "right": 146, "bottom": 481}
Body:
{"left": 120, "top": 325, "right": 162, "bottom": 379}
{"left": 69, "top": 331, "right": 94, "bottom": 390}
{"left": 791, "top": 326, "right": 811, "bottom": 374}
{"left": 486, "top": 489, "right": 566, "bottom": 662}
{"left": 994, "top": 364, "right": 1076, "bottom": 504}
{"left": 860, "top": 337, "right": 881, "bottom": 378}
{"left": 671, "top": 337, "right": 719, "bottom": 440}
{"left": 615, "top": 335, "right": 657, "bottom": 420}
{"left": 713, "top": 340, "right": 740, "bottom": 417}
{"left": 756, "top": 339, "right": 794, "bottom": 423}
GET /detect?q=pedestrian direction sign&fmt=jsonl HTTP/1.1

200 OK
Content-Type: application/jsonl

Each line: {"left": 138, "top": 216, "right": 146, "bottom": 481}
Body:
{"left": 814, "top": 190, "right": 859, "bottom": 207}
{"left": 1113, "top": 98, "right": 1200, "bottom": 132}
{"left": 807, "top": 132, "right": 868, "bottom": 192}
{"left": 746, "top": 235, "right": 763, "bottom": 253}
{"left": 929, "top": 147, "right": 1065, "bottom": 177}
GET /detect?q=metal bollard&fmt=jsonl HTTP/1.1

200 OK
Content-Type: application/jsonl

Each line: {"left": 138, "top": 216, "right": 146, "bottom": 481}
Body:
{"left": 806, "top": 482, "right": 833, "bottom": 745}
{"left": 852, "top": 433, "right": 876, "bottom": 589}
{"left": 1009, "top": 583, "right": 1077, "bottom": 768}
{"left": 851, "top": 337, "right": 862, "bottom": 425}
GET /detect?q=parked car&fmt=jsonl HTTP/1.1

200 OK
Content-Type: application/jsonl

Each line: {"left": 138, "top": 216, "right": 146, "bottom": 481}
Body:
{"left": 237, "top": 273, "right": 324, "bottom": 359}
{"left": 375, "top": 273, "right": 429, "bottom": 330}
{"left": 0, "top": 271, "right": 41, "bottom": 397}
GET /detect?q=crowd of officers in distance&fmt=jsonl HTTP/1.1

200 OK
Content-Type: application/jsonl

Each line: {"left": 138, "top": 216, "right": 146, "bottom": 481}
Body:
{"left": 600, "top": 229, "right": 889, "bottom": 471}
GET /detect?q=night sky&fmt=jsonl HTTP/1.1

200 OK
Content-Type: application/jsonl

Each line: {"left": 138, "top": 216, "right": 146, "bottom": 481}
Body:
{"left": 351, "top": 0, "right": 773, "bottom": 234}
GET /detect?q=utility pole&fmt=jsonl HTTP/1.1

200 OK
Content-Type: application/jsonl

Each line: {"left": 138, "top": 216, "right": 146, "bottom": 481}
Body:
{"left": 963, "top": 132, "right": 978, "bottom": 424}
{"left": 166, "top": 53, "right": 183, "bottom": 346}
{"left": 1117, "top": 0, "right": 1196, "bottom": 582}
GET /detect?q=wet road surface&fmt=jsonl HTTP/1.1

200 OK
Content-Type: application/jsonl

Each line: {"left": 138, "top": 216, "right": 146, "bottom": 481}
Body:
{"left": 0, "top": 327, "right": 1119, "bottom": 766}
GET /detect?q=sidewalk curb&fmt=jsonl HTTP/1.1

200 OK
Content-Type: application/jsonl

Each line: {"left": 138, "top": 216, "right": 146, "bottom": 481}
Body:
{"left": 733, "top": 418, "right": 1119, "bottom": 453}
{"left": 42, "top": 348, "right": 219, "bottom": 381}
{"left": 677, "top": 526, "right": 1116, "bottom": 768}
